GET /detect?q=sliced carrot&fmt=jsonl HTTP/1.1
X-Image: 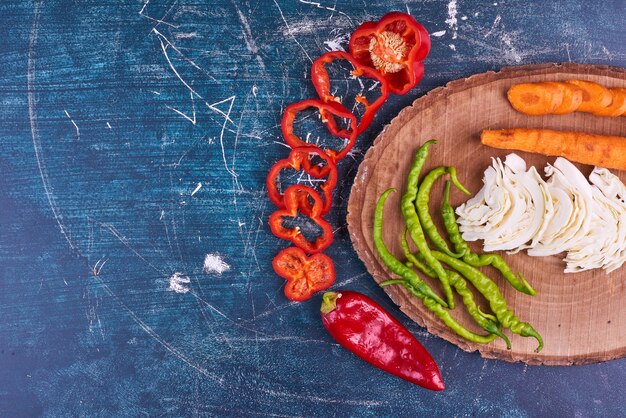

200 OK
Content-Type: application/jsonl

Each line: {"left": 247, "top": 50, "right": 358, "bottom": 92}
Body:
{"left": 565, "top": 80, "right": 613, "bottom": 113}
{"left": 506, "top": 82, "right": 564, "bottom": 115}
{"left": 481, "top": 128, "right": 626, "bottom": 171}
{"left": 547, "top": 82, "right": 583, "bottom": 114}
{"left": 591, "top": 88, "right": 626, "bottom": 117}
{"left": 542, "top": 82, "right": 568, "bottom": 114}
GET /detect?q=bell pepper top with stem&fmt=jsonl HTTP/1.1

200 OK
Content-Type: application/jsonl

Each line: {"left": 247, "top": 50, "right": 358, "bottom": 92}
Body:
{"left": 349, "top": 11, "right": 430, "bottom": 95}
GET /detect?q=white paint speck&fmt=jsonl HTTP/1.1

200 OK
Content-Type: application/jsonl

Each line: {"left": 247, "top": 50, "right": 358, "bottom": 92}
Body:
{"left": 445, "top": 0, "right": 458, "bottom": 39}
{"left": 168, "top": 272, "right": 190, "bottom": 294}
{"left": 323, "top": 33, "right": 349, "bottom": 52}
{"left": 175, "top": 32, "right": 198, "bottom": 39}
{"left": 484, "top": 14, "right": 502, "bottom": 38}
{"left": 106, "top": 122, "right": 112, "bottom": 129}
{"left": 449, "top": 44, "right": 457, "bottom": 51}
{"left": 191, "top": 182, "right": 202, "bottom": 196}
{"left": 64, "top": 110, "right": 80, "bottom": 141}
{"left": 203, "top": 253, "right": 230, "bottom": 275}
{"left": 461, "top": 15, "right": 468, "bottom": 21}
{"left": 359, "top": 166, "right": 369, "bottom": 184}
{"left": 431, "top": 30, "right": 447, "bottom": 37}
{"left": 500, "top": 33, "right": 522, "bottom": 62}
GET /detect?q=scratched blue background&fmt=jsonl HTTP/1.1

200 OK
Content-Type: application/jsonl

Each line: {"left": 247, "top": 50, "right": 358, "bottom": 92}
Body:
{"left": 1, "top": 0, "right": 626, "bottom": 416}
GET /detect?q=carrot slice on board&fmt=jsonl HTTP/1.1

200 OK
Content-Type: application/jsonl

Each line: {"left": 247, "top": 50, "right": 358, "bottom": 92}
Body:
{"left": 507, "top": 82, "right": 564, "bottom": 115}
{"left": 591, "top": 88, "right": 626, "bottom": 117}
{"left": 481, "top": 128, "right": 626, "bottom": 171}
{"left": 547, "top": 82, "right": 583, "bottom": 114}
{"left": 565, "top": 80, "right": 613, "bottom": 113}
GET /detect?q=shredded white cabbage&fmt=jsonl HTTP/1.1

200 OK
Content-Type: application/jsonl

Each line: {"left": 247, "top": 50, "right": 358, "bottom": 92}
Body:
{"left": 455, "top": 154, "right": 626, "bottom": 274}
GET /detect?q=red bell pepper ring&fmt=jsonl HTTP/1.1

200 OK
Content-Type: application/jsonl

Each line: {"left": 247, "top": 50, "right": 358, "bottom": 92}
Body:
{"left": 311, "top": 51, "right": 390, "bottom": 135}
{"left": 272, "top": 246, "right": 335, "bottom": 301}
{"left": 281, "top": 99, "right": 358, "bottom": 163}
{"left": 266, "top": 145, "right": 337, "bottom": 215}
{"left": 321, "top": 290, "right": 445, "bottom": 391}
{"left": 349, "top": 11, "right": 431, "bottom": 95}
{"left": 268, "top": 184, "right": 333, "bottom": 254}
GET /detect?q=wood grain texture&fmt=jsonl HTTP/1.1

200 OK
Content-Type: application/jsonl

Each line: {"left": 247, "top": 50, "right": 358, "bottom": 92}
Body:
{"left": 348, "top": 63, "right": 626, "bottom": 365}
{"left": 2, "top": 0, "right": 626, "bottom": 416}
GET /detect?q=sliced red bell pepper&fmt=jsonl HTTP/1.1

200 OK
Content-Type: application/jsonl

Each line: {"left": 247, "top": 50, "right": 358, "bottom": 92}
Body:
{"left": 268, "top": 184, "right": 333, "bottom": 254}
{"left": 281, "top": 99, "right": 357, "bottom": 163}
{"left": 349, "top": 11, "right": 430, "bottom": 95}
{"left": 272, "top": 246, "right": 336, "bottom": 301}
{"left": 311, "top": 51, "right": 390, "bottom": 135}
{"left": 266, "top": 145, "right": 337, "bottom": 215}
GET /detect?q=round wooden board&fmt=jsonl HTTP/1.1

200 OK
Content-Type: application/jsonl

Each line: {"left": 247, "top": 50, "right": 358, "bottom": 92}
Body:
{"left": 347, "top": 63, "right": 626, "bottom": 366}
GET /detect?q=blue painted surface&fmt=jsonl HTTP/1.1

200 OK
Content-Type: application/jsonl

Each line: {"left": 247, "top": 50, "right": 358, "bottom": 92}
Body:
{"left": 1, "top": 0, "right": 626, "bottom": 416}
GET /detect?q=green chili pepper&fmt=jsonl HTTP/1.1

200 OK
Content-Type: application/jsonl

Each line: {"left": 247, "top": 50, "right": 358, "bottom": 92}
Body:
{"left": 374, "top": 188, "right": 448, "bottom": 307}
{"left": 441, "top": 181, "right": 537, "bottom": 296}
{"left": 401, "top": 140, "right": 455, "bottom": 308}
{"left": 383, "top": 280, "right": 498, "bottom": 345}
{"left": 399, "top": 227, "right": 435, "bottom": 276}
{"left": 400, "top": 231, "right": 497, "bottom": 324}
{"left": 430, "top": 250, "right": 544, "bottom": 352}
{"left": 400, "top": 229, "right": 511, "bottom": 348}
{"left": 445, "top": 166, "right": 471, "bottom": 196}
{"left": 447, "top": 272, "right": 511, "bottom": 349}
{"left": 416, "top": 166, "right": 470, "bottom": 258}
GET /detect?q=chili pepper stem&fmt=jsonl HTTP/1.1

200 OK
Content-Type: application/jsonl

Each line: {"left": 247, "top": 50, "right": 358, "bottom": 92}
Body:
{"left": 321, "top": 291, "right": 342, "bottom": 315}
{"left": 380, "top": 279, "right": 410, "bottom": 287}
{"left": 515, "top": 273, "right": 537, "bottom": 296}
{"left": 446, "top": 166, "right": 471, "bottom": 196}
{"left": 521, "top": 328, "right": 544, "bottom": 352}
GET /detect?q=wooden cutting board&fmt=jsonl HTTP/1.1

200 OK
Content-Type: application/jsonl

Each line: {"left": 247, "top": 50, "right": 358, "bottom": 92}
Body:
{"left": 347, "top": 63, "right": 626, "bottom": 366}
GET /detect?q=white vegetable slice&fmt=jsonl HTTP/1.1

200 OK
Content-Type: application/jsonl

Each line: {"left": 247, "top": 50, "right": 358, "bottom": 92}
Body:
{"left": 520, "top": 166, "right": 554, "bottom": 249}
{"left": 483, "top": 154, "right": 547, "bottom": 252}
{"left": 457, "top": 159, "right": 512, "bottom": 241}
{"left": 563, "top": 186, "right": 618, "bottom": 272}
{"left": 567, "top": 167, "right": 626, "bottom": 273}
{"left": 527, "top": 158, "right": 593, "bottom": 257}
{"left": 480, "top": 157, "right": 528, "bottom": 249}
{"left": 455, "top": 155, "right": 626, "bottom": 274}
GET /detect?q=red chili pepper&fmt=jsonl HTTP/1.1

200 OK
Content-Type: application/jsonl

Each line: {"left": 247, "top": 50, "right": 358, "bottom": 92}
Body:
{"left": 273, "top": 246, "right": 335, "bottom": 301}
{"left": 269, "top": 184, "right": 333, "bottom": 254}
{"left": 349, "top": 11, "right": 430, "bottom": 95}
{"left": 281, "top": 99, "right": 358, "bottom": 163}
{"left": 311, "top": 51, "right": 390, "bottom": 135}
{"left": 266, "top": 145, "right": 337, "bottom": 215}
{"left": 320, "top": 290, "right": 445, "bottom": 391}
